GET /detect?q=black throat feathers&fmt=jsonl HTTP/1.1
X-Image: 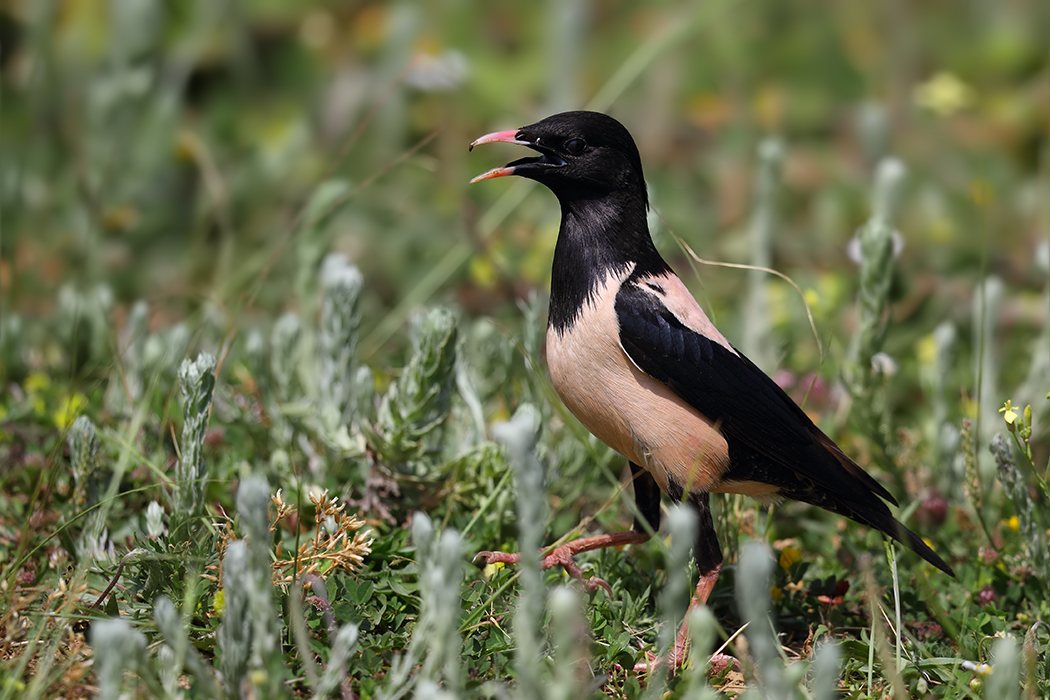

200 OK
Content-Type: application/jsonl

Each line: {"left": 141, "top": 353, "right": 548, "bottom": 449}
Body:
{"left": 547, "top": 189, "right": 671, "bottom": 335}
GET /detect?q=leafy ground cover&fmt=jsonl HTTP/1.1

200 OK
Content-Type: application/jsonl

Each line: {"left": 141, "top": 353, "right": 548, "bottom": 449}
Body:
{"left": 2, "top": 1, "right": 1049, "bottom": 697}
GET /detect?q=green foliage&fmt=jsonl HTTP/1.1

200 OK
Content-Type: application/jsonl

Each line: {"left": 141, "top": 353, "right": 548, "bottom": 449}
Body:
{"left": 318, "top": 254, "right": 364, "bottom": 434}
{"left": 171, "top": 352, "right": 217, "bottom": 533}
{"left": 370, "top": 308, "right": 460, "bottom": 474}
{"left": 992, "top": 432, "right": 1050, "bottom": 588}
{"left": 845, "top": 159, "right": 907, "bottom": 474}
{"left": 3, "top": 1, "right": 1050, "bottom": 698}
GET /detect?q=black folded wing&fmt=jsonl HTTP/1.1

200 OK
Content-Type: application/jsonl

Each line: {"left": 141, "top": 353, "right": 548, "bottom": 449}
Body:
{"left": 614, "top": 282, "right": 953, "bottom": 575}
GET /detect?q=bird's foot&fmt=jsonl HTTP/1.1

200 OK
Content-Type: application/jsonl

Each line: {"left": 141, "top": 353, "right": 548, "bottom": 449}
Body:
{"left": 473, "top": 547, "right": 612, "bottom": 594}
{"left": 475, "top": 530, "right": 650, "bottom": 594}
{"left": 539, "top": 545, "right": 613, "bottom": 594}
{"left": 629, "top": 638, "right": 689, "bottom": 675}
{"left": 629, "top": 649, "right": 737, "bottom": 676}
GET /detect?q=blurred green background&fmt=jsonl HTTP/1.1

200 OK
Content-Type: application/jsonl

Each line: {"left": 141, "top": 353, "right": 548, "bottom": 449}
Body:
{"left": 3, "top": 0, "right": 1046, "bottom": 379}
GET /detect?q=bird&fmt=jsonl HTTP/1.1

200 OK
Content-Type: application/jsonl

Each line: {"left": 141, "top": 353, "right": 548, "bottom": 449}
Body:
{"left": 468, "top": 110, "right": 953, "bottom": 666}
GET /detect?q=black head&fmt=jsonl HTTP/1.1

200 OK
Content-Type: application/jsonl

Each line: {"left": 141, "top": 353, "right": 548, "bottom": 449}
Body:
{"left": 470, "top": 111, "right": 647, "bottom": 208}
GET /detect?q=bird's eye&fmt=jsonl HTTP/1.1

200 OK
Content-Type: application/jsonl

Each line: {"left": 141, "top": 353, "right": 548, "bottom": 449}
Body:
{"left": 564, "top": 138, "right": 587, "bottom": 155}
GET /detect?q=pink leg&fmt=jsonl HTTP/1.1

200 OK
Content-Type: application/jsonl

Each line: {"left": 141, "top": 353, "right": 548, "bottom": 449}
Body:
{"left": 670, "top": 563, "right": 721, "bottom": 666}
{"left": 633, "top": 490, "right": 736, "bottom": 676}
{"left": 630, "top": 564, "right": 720, "bottom": 673}
{"left": 476, "top": 529, "right": 652, "bottom": 593}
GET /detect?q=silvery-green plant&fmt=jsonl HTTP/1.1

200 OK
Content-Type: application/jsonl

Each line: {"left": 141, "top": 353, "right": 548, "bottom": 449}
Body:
{"left": 491, "top": 404, "right": 545, "bottom": 700}
{"left": 271, "top": 312, "right": 303, "bottom": 403}
{"left": 318, "top": 253, "right": 364, "bottom": 435}
{"left": 380, "top": 513, "right": 464, "bottom": 700}
{"left": 170, "top": 352, "right": 216, "bottom": 535}
{"left": 985, "top": 636, "right": 1021, "bottom": 700}
{"left": 646, "top": 505, "right": 696, "bottom": 697}
{"left": 741, "top": 138, "right": 783, "bottom": 373}
{"left": 992, "top": 433, "right": 1049, "bottom": 584}
{"left": 1022, "top": 621, "right": 1049, "bottom": 695}
{"left": 314, "top": 623, "right": 359, "bottom": 700}
{"left": 736, "top": 542, "right": 789, "bottom": 700}
{"left": 416, "top": 527, "right": 464, "bottom": 690}
{"left": 218, "top": 541, "right": 253, "bottom": 698}
{"left": 846, "top": 158, "right": 907, "bottom": 464}
{"left": 217, "top": 476, "right": 285, "bottom": 698}
{"left": 68, "top": 415, "right": 106, "bottom": 560}
{"left": 154, "top": 595, "right": 218, "bottom": 698}
{"left": 351, "top": 365, "right": 377, "bottom": 428}
{"left": 264, "top": 312, "right": 302, "bottom": 448}
{"left": 144, "top": 500, "right": 165, "bottom": 538}
{"left": 548, "top": 586, "right": 584, "bottom": 700}
{"left": 125, "top": 299, "right": 150, "bottom": 401}
{"left": 855, "top": 102, "right": 890, "bottom": 166}
{"left": 238, "top": 477, "right": 284, "bottom": 691}
{"left": 90, "top": 618, "right": 160, "bottom": 700}
{"left": 810, "top": 640, "right": 841, "bottom": 700}
{"left": 371, "top": 307, "right": 459, "bottom": 473}
{"left": 677, "top": 606, "right": 720, "bottom": 700}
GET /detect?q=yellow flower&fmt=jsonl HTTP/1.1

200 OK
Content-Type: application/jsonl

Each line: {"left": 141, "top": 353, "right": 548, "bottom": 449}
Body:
{"left": 770, "top": 585, "right": 783, "bottom": 603}
{"left": 803, "top": 288, "right": 821, "bottom": 311}
{"left": 1007, "top": 516, "right": 1019, "bottom": 532}
{"left": 214, "top": 588, "right": 225, "bottom": 616}
{"left": 469, "top": 256, "right": 498, "bottom": 288}
{"left": 914, "top": 72, "right": 973, "bottom": 116}
{"left": 54, "top": 394, "right": 88, "bottom": 430}
{"left": 482, "top": 561, "right": 505, "bottom": 578}
{"left": 962, "top": 660, "right": 993, "bottom": 684}
{"left": 25, "top": 372, "right": 51, "bottom": 394}
{"left": 779, "top": 547, "right": 802, "bottom": 570}
{"left": 917, "top": 334, "right": 937, "bottom": 367}
{"left": 999, "top": 400, "right": 1018, "bottom": 427}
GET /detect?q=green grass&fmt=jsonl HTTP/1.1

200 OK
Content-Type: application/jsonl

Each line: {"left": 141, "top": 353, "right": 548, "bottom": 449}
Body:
{"left": 2, "top": 1, "right": 1050, "bottom": 697}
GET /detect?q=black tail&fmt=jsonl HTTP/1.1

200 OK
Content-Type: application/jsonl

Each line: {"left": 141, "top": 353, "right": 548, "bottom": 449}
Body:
{"left": 796, "top": 487, "right": 955, "bottom": 577}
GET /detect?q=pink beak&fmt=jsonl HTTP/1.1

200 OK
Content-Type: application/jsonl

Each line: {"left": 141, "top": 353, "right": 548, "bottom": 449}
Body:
{"left": 468, "top": 129, "right": 529, "bottom": 183}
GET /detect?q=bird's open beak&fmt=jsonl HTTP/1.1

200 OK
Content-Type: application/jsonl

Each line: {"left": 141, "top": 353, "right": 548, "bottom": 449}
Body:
{"left": 468, "top": 129, "right": 530, "bottom": 183}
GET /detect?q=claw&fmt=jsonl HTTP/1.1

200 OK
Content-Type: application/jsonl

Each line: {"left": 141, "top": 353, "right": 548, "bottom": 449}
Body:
{"left": 473, "top": 548, "right": 612, "bottom": 594}
{"left": 630, "top": 648, "right": 738, "bottom": 677}
{"left": 473, "top": 550, "right": 522, "bottom": 568}
{"left": 584, "top": 575, "right": 613, "bottom": 595}
{"left": 631, "top": 651, "right": 660, "bottom": 675}
{"left": 474, "top": 529, "right": 649, "bottom": 595}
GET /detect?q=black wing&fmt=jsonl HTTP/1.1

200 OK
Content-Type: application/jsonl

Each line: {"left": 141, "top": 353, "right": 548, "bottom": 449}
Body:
{"left": 614, "top": 282, "right": 954, "bottom": 575}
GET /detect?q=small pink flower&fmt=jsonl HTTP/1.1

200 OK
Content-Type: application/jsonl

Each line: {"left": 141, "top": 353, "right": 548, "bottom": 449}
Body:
{"left": 976, "top": 585, "right": 997, "bottom": 606}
